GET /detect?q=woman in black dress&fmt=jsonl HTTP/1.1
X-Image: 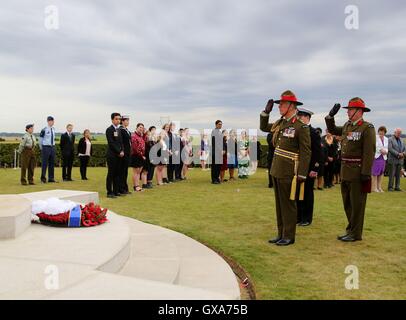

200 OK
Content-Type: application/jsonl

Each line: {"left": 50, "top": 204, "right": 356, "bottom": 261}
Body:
{"left": 77, "top": 129, "right": 92, "bottom": 180}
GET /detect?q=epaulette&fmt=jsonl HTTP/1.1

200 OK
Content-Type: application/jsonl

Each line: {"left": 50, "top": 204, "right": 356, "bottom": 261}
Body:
{"left": 368, "top": 123, "right": 374, "bottom": 128}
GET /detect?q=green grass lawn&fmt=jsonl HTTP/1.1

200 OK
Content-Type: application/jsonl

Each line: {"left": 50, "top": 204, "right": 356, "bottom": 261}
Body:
{"left": 0, "top": 167, "right": 405, "bottom": 300}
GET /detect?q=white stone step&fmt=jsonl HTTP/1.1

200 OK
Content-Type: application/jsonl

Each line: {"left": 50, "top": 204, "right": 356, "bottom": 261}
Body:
{"left": 120, "top": 217, "right": 241, "bottom": 300}
{"left": 46, "top": 272, "right": 232, "bottom": 300}
{"left": 0, "top": 195, "right": 32, "bottom": 239}
{"left": 0, "top": 211, "right": 131, "bottom": 273}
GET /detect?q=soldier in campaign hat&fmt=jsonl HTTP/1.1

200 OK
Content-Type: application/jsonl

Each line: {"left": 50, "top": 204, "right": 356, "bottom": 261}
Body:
{"left": 260, "top": 90, "right": 311, "bottom": 246}
{"left": 325, "top": 97, "right": 376, "bottom": 242}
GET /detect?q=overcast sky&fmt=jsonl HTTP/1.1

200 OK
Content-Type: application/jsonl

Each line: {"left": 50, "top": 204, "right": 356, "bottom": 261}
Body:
{"left": 0, "top": 0, "right": 405, "bottom": 134}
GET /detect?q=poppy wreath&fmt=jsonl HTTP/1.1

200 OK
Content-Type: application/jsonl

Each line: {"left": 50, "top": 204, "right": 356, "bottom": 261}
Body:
{"left": 36, "top": 202, "right": 108, "bottom": 227}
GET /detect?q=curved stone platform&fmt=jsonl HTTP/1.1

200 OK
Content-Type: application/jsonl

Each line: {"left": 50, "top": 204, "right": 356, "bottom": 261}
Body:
{"left": 0, "top": 190, "right": 241, "bottom": 300}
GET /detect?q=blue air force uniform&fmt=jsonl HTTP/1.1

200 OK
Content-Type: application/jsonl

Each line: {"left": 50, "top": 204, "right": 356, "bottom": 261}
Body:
{"left": 39, "top": 117, "right": 56, "bottom": 182}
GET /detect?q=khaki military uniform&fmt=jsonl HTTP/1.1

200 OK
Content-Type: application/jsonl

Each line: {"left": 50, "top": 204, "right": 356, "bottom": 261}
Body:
{"left": 261, "top": 112, "right": 311, "bottom": 240}
{"left": 325, "top": 116, "right": 376, "bottom": 239}
{"left": 18, "top": 132, "right": 37, "bottom": 184}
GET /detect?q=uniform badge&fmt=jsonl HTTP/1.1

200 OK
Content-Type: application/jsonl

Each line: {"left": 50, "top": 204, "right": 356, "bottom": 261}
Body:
{"left": 283, "top": 127, "right": 295, "bottom": 138}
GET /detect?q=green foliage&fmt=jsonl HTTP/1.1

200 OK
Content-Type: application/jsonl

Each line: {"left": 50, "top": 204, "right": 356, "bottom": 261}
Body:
{"left": 0, "top": 143, "right": 107, "bottom": 167}
{"left": 0, "top": 143, "right": 271, "bottom": 168}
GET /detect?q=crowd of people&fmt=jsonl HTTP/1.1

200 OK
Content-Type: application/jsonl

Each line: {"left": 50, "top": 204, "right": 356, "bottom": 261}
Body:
{"left": 15, "top": 98, "right": 406, "bottom": 246}
{"left": 104, "top": 114, "right": 199, "bottom": 198}
{"left": 17, "top": 114, "right": 263, "bottom": 191}
{"left": 209, "top": 120, "right": 262, "bottom": 184}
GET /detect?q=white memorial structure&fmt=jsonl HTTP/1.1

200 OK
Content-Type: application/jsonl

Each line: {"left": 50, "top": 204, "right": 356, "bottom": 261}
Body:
{"left": 0, "top": 190, "right": 240, "bottom": 300}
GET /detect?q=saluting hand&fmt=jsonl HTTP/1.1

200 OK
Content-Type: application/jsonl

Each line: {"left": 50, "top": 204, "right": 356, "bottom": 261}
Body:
{"left": 264, "top": 99, "right": 274, "bottom": 114}
{"left": 329, "top": 103, "right": 341, "bottom": 117}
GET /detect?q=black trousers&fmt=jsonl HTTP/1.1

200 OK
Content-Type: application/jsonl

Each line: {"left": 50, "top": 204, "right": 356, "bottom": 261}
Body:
{"left": 62, "top": 153, "right": 74, "bottom": 180}
{"left": 324, "top": 162, "right": 334, "bottom": 187}
{"left": 79, "top": 156, "right": 90, "bottom": 179}
{"left": 268, "top": 161, "right": 273, "bottom": 188}
{"left": 147, "top": 163, "right": 155, "bottom": 182}
{"left": 297, "top": 177, "right": 315, "bottom": 224}
{"left": 167, "top": 157, "right": 175, "bottom": 181}
{"left": 175, "top": 161, "right": 183, "bottom": 179}
{"left": 119, "top": 155, "right": 130, "bottom": 193}
{"left": 106, "top": 156, "right": 121, "bottom": 195}
{"left": 211, "top": 163, "right": 221, "bottom": 183}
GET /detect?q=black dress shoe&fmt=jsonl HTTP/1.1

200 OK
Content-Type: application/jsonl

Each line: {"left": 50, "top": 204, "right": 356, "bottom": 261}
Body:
{"left": 337, "top": 234, "right": 349, "bottom": 240}
{"left": 107, "top": 194, "right": 117, "bottom": 199}
{"left": 268, "top": 237, "right": 282, "bottom": 244}
{"left": 339, "top": 235, "right": 361, "bottom": 242}
{"left": 115, "top": 193, "right": 124, "bottom": 197}
{"left": 299, "top": 222, "right": 311, "bottom": 227}
{"left": 276, "top": 239, "right": 295, "bottom": 246}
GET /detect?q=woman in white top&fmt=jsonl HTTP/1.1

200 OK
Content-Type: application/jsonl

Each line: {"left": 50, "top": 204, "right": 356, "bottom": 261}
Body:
{"left": 181, "top": 128, "right": 193, "bottom": 180}
{"left": 371, "top": 126, "right": 388, "bottom": 192}
{"left": 154, "top": 129, "right": 168, "bottom": 186}
{"left": 78, "top": 129, "right": 92, "bottom": 180}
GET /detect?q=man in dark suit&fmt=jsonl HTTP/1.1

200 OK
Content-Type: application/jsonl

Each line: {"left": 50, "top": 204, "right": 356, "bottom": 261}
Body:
{"left": 296, "top": 108, "right": 322, "bottom": 226}
{"left": 388, "top": 128, "right": 405, "bottom": 191}
{"left": 60, "top": 124, "right": 76, "bottom": 181}
{"left": 167, "top": 122, "right": 179, "bottom": 183}
{"left": 119, "top": 115, "right": 132, "bottom": 194}
{"left": 211, "top": 120, "right": 223, "bottom": 184}
{"left": 106, "top": 113, "right": 125, "bottom": 198}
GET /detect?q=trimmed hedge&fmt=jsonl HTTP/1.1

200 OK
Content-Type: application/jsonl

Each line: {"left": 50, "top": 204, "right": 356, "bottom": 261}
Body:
{"left": 0, "top": 143, "right": 270, "bottom": 168}
{"left": 0, "top": 143, "right": 107, "bottom": 168}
